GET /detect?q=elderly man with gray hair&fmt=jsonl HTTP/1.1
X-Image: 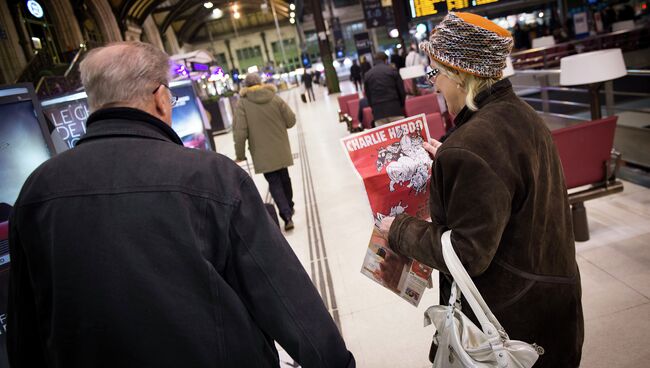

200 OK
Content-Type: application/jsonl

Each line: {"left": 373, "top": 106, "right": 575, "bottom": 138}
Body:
{"left": 7, "top": 41, "right": 354, "bottom": 368}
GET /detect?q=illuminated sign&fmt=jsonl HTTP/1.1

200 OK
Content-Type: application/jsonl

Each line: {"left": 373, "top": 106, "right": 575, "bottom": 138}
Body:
{"left": 410, "top": 0, "right": 500, "bottom": 19}
{"left": 27, "top": 0, "right": 44, "bottom": 18}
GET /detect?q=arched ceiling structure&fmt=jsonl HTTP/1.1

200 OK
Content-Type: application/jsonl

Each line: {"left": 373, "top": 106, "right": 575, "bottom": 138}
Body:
{"left": 105, "top": 0, "right": 296, "bottom": 44}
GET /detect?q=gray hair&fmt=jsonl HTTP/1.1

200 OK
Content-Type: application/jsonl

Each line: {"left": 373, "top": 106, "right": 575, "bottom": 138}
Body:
{"left": 244, "top": 73, "right": 262, "bottom": 87}
{"left": 80, "top": 41, "right": 171, "bottom": 111}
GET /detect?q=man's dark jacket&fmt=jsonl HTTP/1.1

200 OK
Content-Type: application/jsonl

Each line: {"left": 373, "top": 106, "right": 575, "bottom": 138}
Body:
{"left": 8, "top": 108, "right": 355, "bottom": 368}
{"left": 363, "top": 63, "right": 406, "bottom": 120}
{"left": 389, "top": 80, "right": 583, "bottom": 367}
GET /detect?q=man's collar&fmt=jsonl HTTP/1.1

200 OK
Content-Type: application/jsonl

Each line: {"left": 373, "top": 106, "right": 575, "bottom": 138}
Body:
{"left": 78, "top": 107, "right": 183, "bottom": 146}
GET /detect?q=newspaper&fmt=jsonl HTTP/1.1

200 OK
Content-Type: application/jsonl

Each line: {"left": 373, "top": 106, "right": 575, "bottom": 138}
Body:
{"left": 341, "top": 114, "right": 434, "bottom": 306}
{"left": 361, "top": 228, "right": 434, "bottom": 306}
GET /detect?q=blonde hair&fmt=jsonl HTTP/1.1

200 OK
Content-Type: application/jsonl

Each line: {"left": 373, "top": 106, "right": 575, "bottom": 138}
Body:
{"left": 80, "top": 41, "right": 171, "bottom": 111}
{"left": 432, "top": 60, "right": 500, "bottom": 111}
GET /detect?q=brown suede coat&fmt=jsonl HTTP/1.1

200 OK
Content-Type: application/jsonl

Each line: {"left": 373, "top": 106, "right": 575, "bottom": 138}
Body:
{"left": 388, "top": 79, "right": 584, "bottom": 367}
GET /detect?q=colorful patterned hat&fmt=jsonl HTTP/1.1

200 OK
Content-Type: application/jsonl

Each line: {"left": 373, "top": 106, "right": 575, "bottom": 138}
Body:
{"left": 420, "top": 12, "right": 513, "bottom": 79}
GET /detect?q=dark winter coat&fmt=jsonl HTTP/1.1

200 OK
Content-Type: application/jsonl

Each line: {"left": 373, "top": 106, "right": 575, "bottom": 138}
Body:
{"left": 363, "top": 63, "right": 406, "bottom": 120}
{"left": 8, "top": 108, "right": 355, "bottom": 368}
{"left": 388, "top": 79, "right": 583, "bottom": 367}
{"left": 350, "top": 64, "right": 362, "bottom": 81}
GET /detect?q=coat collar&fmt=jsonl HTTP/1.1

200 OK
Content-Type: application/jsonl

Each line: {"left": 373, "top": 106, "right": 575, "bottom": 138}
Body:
{"left": 441, "top": 78, "right": 514, "bottom": 142}
{"left": 77, "top": 107, "right": 184, "bottom": 146}
{"left": 239, "top": 83, "right": 277, "bottom": 97}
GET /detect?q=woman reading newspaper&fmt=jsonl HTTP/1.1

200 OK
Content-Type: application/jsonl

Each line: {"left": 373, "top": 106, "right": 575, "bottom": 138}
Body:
{"left": 378, "top": 12, "right": 583, "bottom": 368}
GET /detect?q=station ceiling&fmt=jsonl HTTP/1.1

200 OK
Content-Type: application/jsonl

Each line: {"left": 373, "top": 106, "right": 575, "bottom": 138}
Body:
{"left": 105, "top": 0, "right": 295, "bottom": 44}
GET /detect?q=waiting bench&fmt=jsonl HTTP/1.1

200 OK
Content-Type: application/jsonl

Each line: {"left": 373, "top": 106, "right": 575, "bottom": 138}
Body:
{"left": 551, "top": 116, "right": 624, "bottom": 241}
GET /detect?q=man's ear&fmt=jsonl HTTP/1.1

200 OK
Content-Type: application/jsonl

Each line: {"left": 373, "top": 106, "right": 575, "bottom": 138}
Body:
{"left": 152, "top": 86, "right": 168, "bottom": 116}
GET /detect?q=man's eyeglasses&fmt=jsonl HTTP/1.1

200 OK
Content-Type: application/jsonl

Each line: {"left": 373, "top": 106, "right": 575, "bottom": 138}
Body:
{"left": 152, "top": 84, "right": 178, "bottom": 107}
{"left": 425, "top": 67, "right": 440, "bottom": 84}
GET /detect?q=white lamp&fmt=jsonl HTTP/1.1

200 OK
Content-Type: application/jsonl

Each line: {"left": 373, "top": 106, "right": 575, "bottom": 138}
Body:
{"left": 560, "top": 48, "right": 627, "bottom": 120}
{"left": 532, "top": 35, "right": 555, "bottom": 49}
{"left": 399, "top": 65, "right": 425, "bottom": 80}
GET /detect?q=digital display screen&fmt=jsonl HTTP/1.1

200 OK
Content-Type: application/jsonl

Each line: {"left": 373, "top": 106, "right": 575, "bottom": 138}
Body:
{"left": 169, "top": 82, "right": 210, "bottom": 150}
{"left": 0, "top": 100, "right": 52, "bottom": 207}
{"left": 410, "top": 0, "right": 501, "bottom": 19}
{"left": 41, "top": 84, "right": 210, "bottom": 151}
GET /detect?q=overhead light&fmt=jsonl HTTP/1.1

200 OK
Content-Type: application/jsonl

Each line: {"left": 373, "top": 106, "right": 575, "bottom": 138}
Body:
{"left": 290, "top": 18, "right": 295, "bottom": 24}
{"left": 538, "top": 12, "right": 544, "bottom": 18}
{"left": 212, "top": 8, "right": 223, "bottom": 18}
{"left": 232, "top": 4, "right": 238, "bottom": 10}
{"left": 416, "top": 23, "right": 427, "bottom": 34}
{"left": 233, "top": 11, "right": 241, "bottom": 19}
{"left": 396, "top": 44, "right": 402, "bottom": 49}
{"left": 290, "top": 11, "right": 295, "bottom": 17}
{"left": 289, "top": 3, "right": 295, "bottom": 10}
{"left": 203, "top": 2, "right": 213, "bottom": 8}
{"left": 389, "top": 28, "right": 399, "bottom": 38}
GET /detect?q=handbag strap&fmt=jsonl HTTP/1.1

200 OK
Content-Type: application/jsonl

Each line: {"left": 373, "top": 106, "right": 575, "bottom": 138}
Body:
{"left": 441, "top": 231, "right": 506, "bottom": 339}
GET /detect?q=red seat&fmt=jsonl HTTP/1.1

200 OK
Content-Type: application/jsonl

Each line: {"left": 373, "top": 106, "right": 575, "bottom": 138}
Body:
{"left": 346, "top": 99, "right": 362, "bottom": 130}
{"left": 404, "top": 93, "right": 441, "bottom": 117}
{"left": 551, "top": 116, "right": 618, "bottom": 189}
{"left": 403, "top": 79, "right": 415, "bottom": 95}
{"left": 337, "top": 94, "right": 359, "bottom": 121}
{"left": 362, "top": 107, "right": 374, "bottom": 129}
{"left": 425, "top": 113, "right": 445, "bottom": 140}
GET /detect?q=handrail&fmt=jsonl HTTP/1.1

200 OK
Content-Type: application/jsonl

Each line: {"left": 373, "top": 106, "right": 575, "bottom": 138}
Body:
{"left": 511, "top": 26, "right": 648, "bottom": 58}
{"left": 512, "top": 69, "right": 650, "bottom": 76}
{"left": 64, "top": 44, "right": 87, "bottom": 78}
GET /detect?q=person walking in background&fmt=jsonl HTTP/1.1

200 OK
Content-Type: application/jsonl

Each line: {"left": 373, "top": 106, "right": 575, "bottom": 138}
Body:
{"left": 359, "top": 55, "right": 372, "bottom": 82}
{"left": 363, "top": 52, "right": 406, "bottom": 126}
{"left": 380, "top": 12, "right": 583, "bottom": 367}
{"left": 234, "top": 73, "right": 297, "bottom": 231}
{"left": 302, "top": 69, "right": 315, "bottom": 102}
{"left": 350, "top": 59, "right": 362, "bottom": 92}
{"left": 8, "top": 41, "right": 355, "bottom": 367}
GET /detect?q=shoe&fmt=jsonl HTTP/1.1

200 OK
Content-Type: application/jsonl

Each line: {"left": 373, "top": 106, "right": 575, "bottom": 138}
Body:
{"left": 284, "top": 219, "right": 294, "bottom": 231}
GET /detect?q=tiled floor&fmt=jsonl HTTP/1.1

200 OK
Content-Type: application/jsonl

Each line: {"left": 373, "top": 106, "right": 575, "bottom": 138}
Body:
{"left": 214, "top": 81, "right": 650, "bottom": 367}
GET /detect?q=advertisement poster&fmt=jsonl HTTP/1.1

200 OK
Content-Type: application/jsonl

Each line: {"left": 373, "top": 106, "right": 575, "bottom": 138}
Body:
{"left": 168, "top": 83, "right": 211, "bottom": 150}
{"left": 341, "top": 115, "right": 434, "bottom": 306}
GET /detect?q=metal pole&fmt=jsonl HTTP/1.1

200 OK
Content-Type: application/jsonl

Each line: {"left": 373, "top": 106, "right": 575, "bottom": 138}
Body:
{"left": 309, "top": 0, "right": 340, "bottom": 93}
{"left": 270, "top": 0, "right": 288, "bottom": 69}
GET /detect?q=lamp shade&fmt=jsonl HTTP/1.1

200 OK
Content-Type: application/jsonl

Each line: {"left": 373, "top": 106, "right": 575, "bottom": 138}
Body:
{"left": 560, "top": 48, "right": 627, "bottom": 86}
{"left": 502, "top": 56, "right": 514, "bottom": 78}
{"left": 399, "top": 65, "right": 425, "bottom": 80}
{"left": 532, "top": 35, "right": 555, "bottom": 49}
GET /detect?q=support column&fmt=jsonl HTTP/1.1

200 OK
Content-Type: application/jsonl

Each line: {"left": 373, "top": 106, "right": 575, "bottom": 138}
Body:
{"left": 0, "top": 0, "right": 27, "bottom": 84}
{"left": 124, "top": 20, "right": 142, "bottom": 42}
{"left": 49, "top": 0, "right": 84, "bottom": 53}
{"left": 143, "top": 15, "right": 164, "bottom": 50}
{"left": 164, "top": 27, "right": 181, "bottom": 55}
{"left": 260, "top": 31, "right": 272, "bottom": 63}
{"left": 87, "top": 0, "right": 122, "bottom": 43}
{"left": 225, "top": 39, "right": 236, "bottom": 70}
{"left": 309, "top": 0, "right": 339, "bottom": 93}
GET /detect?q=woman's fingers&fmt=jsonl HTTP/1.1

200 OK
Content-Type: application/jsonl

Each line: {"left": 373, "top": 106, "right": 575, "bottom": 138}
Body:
{"left": 423, "top": 138, "right": 442, "bottom": 158}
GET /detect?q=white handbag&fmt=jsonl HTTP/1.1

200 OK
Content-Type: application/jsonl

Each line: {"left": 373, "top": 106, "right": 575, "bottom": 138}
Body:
{"left": 424, "top": 231, "right": 544, "bottom": 368}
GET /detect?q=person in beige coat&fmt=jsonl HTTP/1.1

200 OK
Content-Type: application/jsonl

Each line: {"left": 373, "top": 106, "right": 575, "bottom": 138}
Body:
{"left": 233, "top": 73, "right": 297, "bottom": 230}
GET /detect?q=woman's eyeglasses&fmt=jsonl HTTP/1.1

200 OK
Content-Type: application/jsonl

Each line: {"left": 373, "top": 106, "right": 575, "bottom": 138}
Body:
{"left": 152, "top": 84, "right": 178, "bottom": 107}
{"left": 425, "top": 67, "right": 439, "bottom": 84}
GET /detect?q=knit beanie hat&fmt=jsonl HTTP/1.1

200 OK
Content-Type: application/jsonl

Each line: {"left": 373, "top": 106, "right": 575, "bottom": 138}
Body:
{"left": 244, "top": 73, "right": 262, "bottom": 87}
{"left": 420, "top": 12, "right": 513, "bottom": 79}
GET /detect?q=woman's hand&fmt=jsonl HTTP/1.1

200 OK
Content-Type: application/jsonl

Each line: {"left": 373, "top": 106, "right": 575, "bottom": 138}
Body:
{"left": 423, "top": 138, "right": 442, "bottom": 158}
{"left": 379, "top": 216, "right": 395, "bottom": 237}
